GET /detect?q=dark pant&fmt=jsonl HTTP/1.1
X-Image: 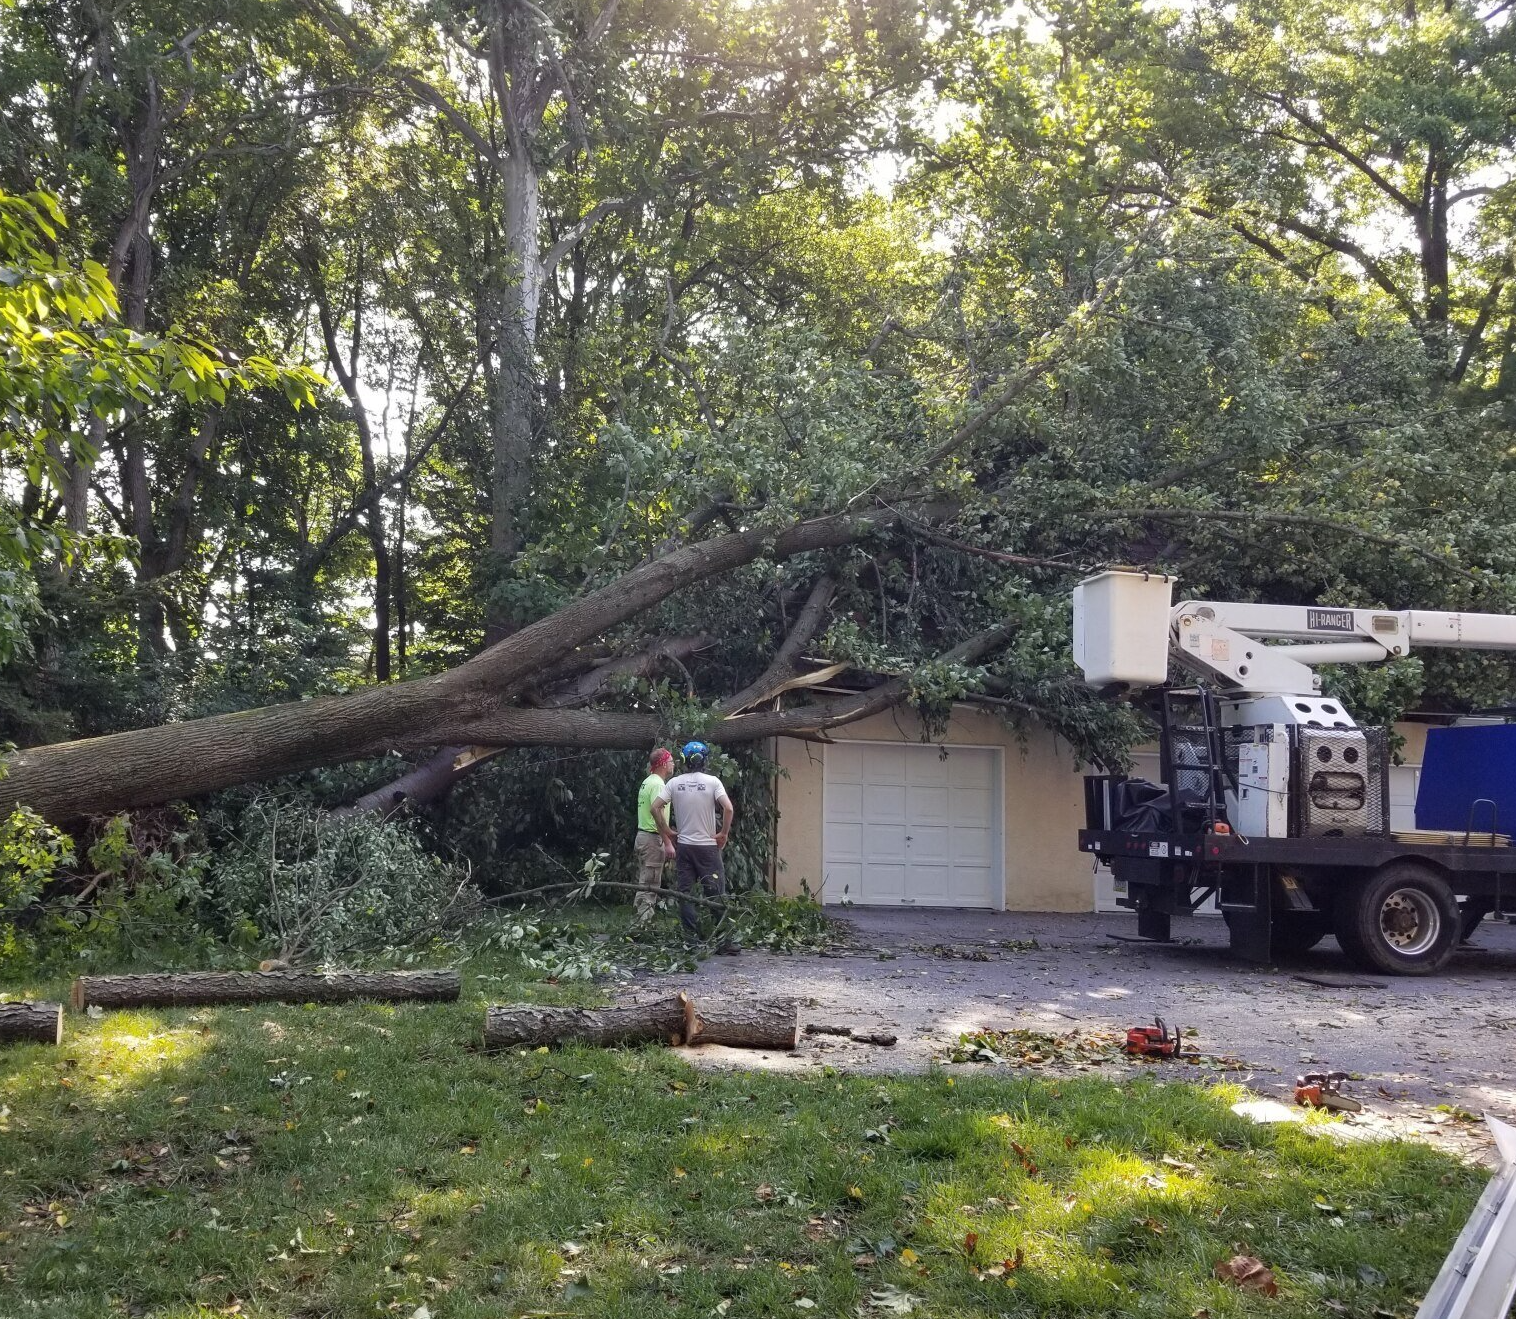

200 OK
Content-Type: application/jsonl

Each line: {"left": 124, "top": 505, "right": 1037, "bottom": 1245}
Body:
{"left": 674, "top": 842, "right": 726, "bottom": 936}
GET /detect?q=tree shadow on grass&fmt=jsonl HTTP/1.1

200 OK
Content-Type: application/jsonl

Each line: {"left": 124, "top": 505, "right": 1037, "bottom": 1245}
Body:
{"left": 0, "top": 986, "right": 1489, "bottom": 1319}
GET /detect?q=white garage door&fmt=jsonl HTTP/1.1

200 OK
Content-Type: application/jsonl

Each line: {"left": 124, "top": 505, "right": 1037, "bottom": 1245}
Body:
{"left": 822, "top": 742, "right": 1000, "bottom": 907}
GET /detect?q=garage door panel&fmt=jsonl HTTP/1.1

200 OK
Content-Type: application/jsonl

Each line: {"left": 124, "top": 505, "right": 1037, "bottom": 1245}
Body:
{"left": 911, "top": 786, "right": 949, "bottom": 822}
{"left": 907, "top": 865, "right": 951, "bottom": 902}
{"left": 950, "top": 866, "right": 993, "bottom": 903}
{"left": 865, "top": 747, "right": 908, "bottom": 784}
{"left": 825, "top": 861, "right": 861, "bottom": 904}
{"left": 949, "top": 754, "right": 993, "bottom": 789}
{"left": 827, "top": 821, "right": 863, "bottom": 860}
{"left": 825, "top": 743, "right": 999, "bottom": 909}
{"left": 828, "top": 745, "right": 864, "bottom": 783}
{"left": 909, "top": 824, "right": 950, "bottom": 864}
{"left": 952, "top": 826, "right": 992, "bottom": 865}
{"left": 863, "top": 863, "right": 907, "bottom": 902}
{"left": 864, "top": 823, "right": 907, "bottom": 861}
{"left": 950, "top": 788, "right": 992, "bottom": 825}
{"left": 863, "top": 784, "right": 906, "bottom": 822}
{"left": 827, "top": 783, "right": 863, "bottom": 822}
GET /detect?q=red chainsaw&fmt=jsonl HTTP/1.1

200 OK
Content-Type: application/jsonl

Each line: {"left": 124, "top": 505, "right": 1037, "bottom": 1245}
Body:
{"left": 1125, "top": 1018, "right": 1182, "bottom": 1059}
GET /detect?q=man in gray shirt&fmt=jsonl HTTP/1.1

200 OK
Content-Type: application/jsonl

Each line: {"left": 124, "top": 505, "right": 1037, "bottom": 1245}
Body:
{"left": 651, "top": 741, "right": 739, "bottom": 952}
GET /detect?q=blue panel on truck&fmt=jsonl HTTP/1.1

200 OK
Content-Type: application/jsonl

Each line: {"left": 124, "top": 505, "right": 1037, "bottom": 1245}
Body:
{"left": 1415, "top": 724, "right": 1516, "bottom": 832}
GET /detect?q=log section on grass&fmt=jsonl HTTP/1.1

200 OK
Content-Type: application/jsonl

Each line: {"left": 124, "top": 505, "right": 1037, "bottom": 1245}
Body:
{"left": 681, "top": 993, "right": 799, "bottom": 1049}
{"left": 72, "top": 969, "right": 460, "bottom": 1011}
{"left": 483, "top": 994, "right": 800, "bottom": 1050}
{"left": 484, "top": 996, "right": 686, "bottom": 1049}
{"left": 0, "top": 1001, "right": 63, "bottom": 1045}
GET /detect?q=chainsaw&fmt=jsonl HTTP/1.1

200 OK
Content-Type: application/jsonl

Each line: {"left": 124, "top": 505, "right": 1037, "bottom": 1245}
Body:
{"left": 1293, "top": 1071, "right": 1363, "bottom": 1113}
{"left": 1125, "top": 1018, "right": 1182, "bottom": 1059}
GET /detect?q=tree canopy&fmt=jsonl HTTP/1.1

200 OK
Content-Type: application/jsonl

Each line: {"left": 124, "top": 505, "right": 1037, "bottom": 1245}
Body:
{"left": 1, "top": 0, "right": 1513, "bottom": 873}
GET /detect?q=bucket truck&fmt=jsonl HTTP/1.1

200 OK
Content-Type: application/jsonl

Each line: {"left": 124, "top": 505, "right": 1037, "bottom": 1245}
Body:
{"left": 1073, "top": 570, "right": 1516, "bottom": 974}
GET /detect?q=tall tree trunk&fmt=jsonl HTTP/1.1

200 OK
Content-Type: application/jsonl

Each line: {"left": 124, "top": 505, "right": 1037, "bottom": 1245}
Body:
{"left": 487, "top": 135, "right": 543, "bottom": 559}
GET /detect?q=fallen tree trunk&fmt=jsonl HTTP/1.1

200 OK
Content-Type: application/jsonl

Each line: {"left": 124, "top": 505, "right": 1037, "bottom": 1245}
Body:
{"left": 72, "top": 969, "right": 460, "bottom": 1011}
{"left": 485, "top": 997, "right": 687, "bottom": 1049}
{"left": 0, "top": 1001, "right": 63, "bottom": 1045}
{"left": 681, "top": 993, "right": 798, "bottom": 1049}
{"left": 2, "top": 511, "right": 907, "bottom": 821}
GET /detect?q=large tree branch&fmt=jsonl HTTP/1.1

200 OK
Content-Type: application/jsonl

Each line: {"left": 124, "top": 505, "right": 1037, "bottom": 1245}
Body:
{"left": 1267, "top": 214, "right": 1422, "bottom": 324}
{"left": 538, "top": 196, "right": 629, "bottom": 283}
{"left": 720, "top": 575, "right": 838, "bottom": 715}
{"left": 1254, "top": 91, "right": 1418, "bottom": 215}
{"left": 0, "top": 505, "right": 931, "bottom": 819}
{"left": 534, "top": 635, "right": 715, "bottom": 709}
{"left": 1453, "top": 251, "right": 1514, "bottom": 385}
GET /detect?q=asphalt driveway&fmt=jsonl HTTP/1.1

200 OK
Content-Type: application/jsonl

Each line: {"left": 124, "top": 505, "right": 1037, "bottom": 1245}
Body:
{"left": 649, "top": 906, "right": 1516, "bottom": 1161}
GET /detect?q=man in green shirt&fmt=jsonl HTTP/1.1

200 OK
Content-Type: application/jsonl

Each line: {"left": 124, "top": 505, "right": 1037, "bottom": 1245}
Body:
{"left": 633, "top": 748, "right": 675, "bottom": 921}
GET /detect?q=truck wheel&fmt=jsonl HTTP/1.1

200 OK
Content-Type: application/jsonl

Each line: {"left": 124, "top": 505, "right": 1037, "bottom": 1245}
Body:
{"left": 1271, "top": 910, "right": 1331, "bottom": 957}
{"left": 1333, "top": 863, "right": 1458, "bottom": 976}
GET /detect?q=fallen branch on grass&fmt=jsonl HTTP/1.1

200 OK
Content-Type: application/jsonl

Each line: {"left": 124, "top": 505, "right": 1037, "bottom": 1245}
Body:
{"left": 484, "top": 992, "right": 799, "bottom": 1051}
{"left": 71, "top": 969, "right": 461, "bottom": 1011}
{"left": 488, "top": 878, "right": 734, "bottom": 911}
{"left": 803, "top": 1022, "right": 898, "bottom": 1046}
{"left": 0, "top": 1001, "right": 63, "bottom": 1045}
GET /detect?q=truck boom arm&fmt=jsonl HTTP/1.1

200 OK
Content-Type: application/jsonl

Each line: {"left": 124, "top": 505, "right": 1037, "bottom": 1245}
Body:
{"left": 1074, "top": 571, "right": 1516, "bottom": 699}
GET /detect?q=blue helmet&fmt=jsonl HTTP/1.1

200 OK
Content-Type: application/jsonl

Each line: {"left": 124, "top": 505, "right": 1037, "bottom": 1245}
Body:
{"left": 681, "top": 740, "right": 709, "bottom": 763}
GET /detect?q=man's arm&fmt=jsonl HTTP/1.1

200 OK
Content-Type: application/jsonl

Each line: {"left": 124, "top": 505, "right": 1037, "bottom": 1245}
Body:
{"left": 651, "top": 798, "right": 677, "bottom": 856}
{"left": 715, "top": 792, "right": 735, "bottom": 849}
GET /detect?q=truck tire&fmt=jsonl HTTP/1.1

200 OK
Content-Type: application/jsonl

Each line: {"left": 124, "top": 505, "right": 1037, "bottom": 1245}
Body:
{"left": 1271, "top": 910, "right": 1331, "bottom": 957}
{"left": 1333, "top": 863, "right": 1459, "bottom": 976}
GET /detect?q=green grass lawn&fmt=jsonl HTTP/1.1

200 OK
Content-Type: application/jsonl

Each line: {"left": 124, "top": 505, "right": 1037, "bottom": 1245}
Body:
{"left": 0, "top": 948, "right": 1488, "bottom": 1319}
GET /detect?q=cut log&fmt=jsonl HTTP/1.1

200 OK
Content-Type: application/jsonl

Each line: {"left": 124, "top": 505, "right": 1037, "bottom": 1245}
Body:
{"left": 72, "top": 969, "right": 460, "bottom": 1011}
{"left": 681, "top": 993, "right": 799, "bottom": 1050}
{"left": 0, "top": 1001, "right": 63, "bottom": 1045}
{"left": 484, "top": 997, "right": 686, "bottom": 1049}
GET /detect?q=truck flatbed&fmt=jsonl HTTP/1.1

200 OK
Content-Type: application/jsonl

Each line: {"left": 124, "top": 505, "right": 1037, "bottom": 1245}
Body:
{"left": 1079, "top": 828, "right": 1516, "bottom": 874}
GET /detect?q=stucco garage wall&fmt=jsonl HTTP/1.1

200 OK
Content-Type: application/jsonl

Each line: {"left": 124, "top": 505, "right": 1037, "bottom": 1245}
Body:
{"left": 772, "top": 706, "right": 1092, "bottom": 911}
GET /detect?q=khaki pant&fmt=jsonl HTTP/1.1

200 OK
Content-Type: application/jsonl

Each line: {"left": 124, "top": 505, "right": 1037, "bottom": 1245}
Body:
{"left": 633, "top": 831, "right": 667, "bottom": 919}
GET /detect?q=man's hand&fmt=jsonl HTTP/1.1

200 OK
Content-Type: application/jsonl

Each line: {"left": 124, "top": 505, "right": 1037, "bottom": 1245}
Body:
{"left": 714, "top": 830, "right": 729, "bottom": 850}
{"left": 662, "top": 839, "right": 676, "bottom": 859}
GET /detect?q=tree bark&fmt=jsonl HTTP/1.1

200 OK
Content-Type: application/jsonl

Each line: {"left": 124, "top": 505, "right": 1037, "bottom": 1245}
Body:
{"left": 0, "top": 1002, "right": 64, "bottom": 1045}
{"left": 484, "top": 996, "right": 686, "bottom": 1049}
{"left": 71, "top": 969, "right": 460, "bottom": 1011}
{"left": 483, "top": 993, "right": 799, "bottom": 1050}
{"left": 1, "top": 508, "right": 925, "bottom": 820}
{"left": 680, "top": 992, "right": 798, "bottom": 1049}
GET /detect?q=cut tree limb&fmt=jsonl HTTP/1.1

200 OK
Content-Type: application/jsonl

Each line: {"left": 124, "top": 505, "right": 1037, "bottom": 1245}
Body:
{"left": 484, "top": 994, "right": 799, "bottom": 1050}
{"left": 681, "top": 992, "right": 799, "bottom": 1049}
{"left": 72, "top": 969, "right": 461, "bottom": 1011}
{"left": 484, "top": 997, "right": 686, "bottom": 1049}
{"left": 0, "top": 1001, "right": 63, "bottom": 1045}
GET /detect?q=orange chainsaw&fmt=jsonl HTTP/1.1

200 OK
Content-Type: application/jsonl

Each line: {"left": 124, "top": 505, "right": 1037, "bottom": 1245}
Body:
{"left": 1125, "top": 1018, "right": 1182, "bottom": 1059}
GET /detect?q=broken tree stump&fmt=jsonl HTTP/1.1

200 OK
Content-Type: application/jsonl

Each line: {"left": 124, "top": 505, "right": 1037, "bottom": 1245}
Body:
{"left": 485, "top": 997, "right": 686, "bottom": 1050}
{"left": 0, "top": 1001, "right": 63, "bottom": 1045}
{"left": 71, "top": 969, "right": 460, "bottom": 1011}
{"left": 681, "top": 993, "right": 799, "bottom": 1050}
